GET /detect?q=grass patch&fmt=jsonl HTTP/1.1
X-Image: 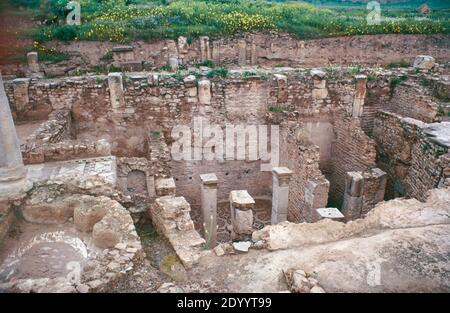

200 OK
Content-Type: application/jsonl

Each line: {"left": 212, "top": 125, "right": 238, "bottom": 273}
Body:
{"left": 15, "top": 0, "right": 448, "bottom": 44}
{"left": 206, "top": 66, "right": 228, "bottom": 78}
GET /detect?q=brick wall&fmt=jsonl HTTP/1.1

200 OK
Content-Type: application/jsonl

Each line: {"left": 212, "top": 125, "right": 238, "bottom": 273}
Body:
{"left": 373, "top": 111, "right": 448, "bottom": 201}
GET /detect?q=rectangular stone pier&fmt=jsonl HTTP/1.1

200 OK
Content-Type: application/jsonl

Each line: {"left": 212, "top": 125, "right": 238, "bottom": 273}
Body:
{"left": 200, "top": 173, "right": 218, "bottom": 248}
{"left": 230, "top": 190, "right": 255, "bottom": 238}
{"left": 271, "top": 167, "right": 293, "bottom": 224}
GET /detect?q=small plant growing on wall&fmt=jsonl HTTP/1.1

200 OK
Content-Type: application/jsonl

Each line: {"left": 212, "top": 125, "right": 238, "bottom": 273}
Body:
{"left": 150, "top": 131, "right": 161, "bottom": 139}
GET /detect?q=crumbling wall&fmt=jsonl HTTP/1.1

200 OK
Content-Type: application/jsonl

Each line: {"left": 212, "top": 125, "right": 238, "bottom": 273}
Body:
{"left": 329, "top": 115, "right": 377, "bottom": 208}
{"left": 279, "top": 122, "right": 328, "bottom": 222}
{"left": 373, "top": 111, "right": 449, "bottom": 201}
{"left": 384, "top": 79, "right": 441, "bottom": 123}
{"left": 43, "top": 33, "right": 450, "bottom": 69}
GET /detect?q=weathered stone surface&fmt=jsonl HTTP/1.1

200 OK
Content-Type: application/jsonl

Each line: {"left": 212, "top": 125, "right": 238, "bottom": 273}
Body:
{"left": 74, "top": 198, "right": 107, "bottom": 232}
{"left": 253, "top": 187, "right": 450, "bottom": 251}
{"left": 413, "top": 55, "right": 435, "bottom": 69}
{"left": 155, "top": 178, "right": 176, "bottom": 197}
{"left": 92, "top": 214, "right": 122, "bottom": 249}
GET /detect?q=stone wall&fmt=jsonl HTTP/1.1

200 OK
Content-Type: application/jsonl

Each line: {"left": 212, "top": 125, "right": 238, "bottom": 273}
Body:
{"left": 373, "top": 111, "right": 449, "bottom": 201}
{"left": 384, "top": 78, "right": 441, "bottom": 123}
{"left": 328, "top": 115, "right": 377, "bottom": 208}
{"left": 41, "top": 33, "right": 450, "bottom": 70}
{"left": 278, "top": 121, "right": 329, "bottom": 223}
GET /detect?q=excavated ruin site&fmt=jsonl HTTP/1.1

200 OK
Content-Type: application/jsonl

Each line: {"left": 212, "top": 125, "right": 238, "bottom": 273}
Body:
{"left": 0, "top": 33, "right": 449, "bottom": 293}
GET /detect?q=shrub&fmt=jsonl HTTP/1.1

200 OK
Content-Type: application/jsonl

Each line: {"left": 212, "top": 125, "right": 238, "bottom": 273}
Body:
{"left": 54, "top": 25, "right": 78, "bottom": 41}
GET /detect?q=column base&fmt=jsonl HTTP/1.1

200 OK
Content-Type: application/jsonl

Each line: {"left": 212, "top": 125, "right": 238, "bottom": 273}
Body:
{"left": 0, "top": 177, "right": 33, "bottom": 199}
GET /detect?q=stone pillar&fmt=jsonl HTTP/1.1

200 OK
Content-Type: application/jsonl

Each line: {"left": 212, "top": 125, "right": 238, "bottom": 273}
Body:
{"left": 212, "top": 41, "right": 220, "bottom": 63}
{"left": 341, "top": 172, "right": 364, "bottom": 220}
{"left": 230, "top": 190, "right": 255, "bottom": 238}
{"left": 352, "top": 75, "right": 367, "bottom": 118}
{"left": 198, "top": 79, "right": 211, "bottom": 105}
{"left": 311, "top": 69, "right": 328, "bottom": 100}
{"left": 168, "top": 54, "right": 179, "bottom": 71}
{"left": 0, "top": 74, "right": 32, "bottom": 198}
{"left": 200, "top": 173, "right": 218, "bottom": 248}
{"left": 108, "top": 73, "right": 125, "bottom": 111}
{"left": 238, "top": 40, "right": 247, "bottom": 66}
{"left": 184, "top": 75, "right": 198, "bottom": 104}
{"left": 271, "top": 167, "right": 293, "bottom": 224}
{"left": 155, "top": 177, "right": 176, "bottom": 197}
{"left": 27, "top": 52, "right": 40, "bottom": 73}
{"left": 199, "top": 36, "right": 210, "bottom": 62}
{"left": 304, "top": 178, "right": 330, "bottom": 222}
{"left": 250, "top": 40, "right": 257, "bottom": 66}
{"left": 274, "top": 74, "right": 288, "bottom": 103}
{"left": 12, "top": 78, "right": 31, "bottom": 112}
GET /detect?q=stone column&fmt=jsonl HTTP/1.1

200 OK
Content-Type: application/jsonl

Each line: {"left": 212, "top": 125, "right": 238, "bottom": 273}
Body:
{"left": 27, "top": 52, "right": 40, "bottom": 73}
{"left": 341, "top": 171, "right": 364, "bottom": 220}
{"left": 0, "top": 74, "right": 32, "bottom": 198}
{"left": 238, "top": 40, "right": 247, "bottom": 66}
{"left": 108, "top": 72, "right": 125, "bottom": 111}
{"left": 311, "top": 69, "right": 328, "bottom": 101}
{"left": 199, "top": 36, "right": 210, "bottom": 61}
{"left": 197, "top": 79, "right": 211, "bottom": 105}
{"left": 12, "top": 78, "right": 31, "bottom": 112}
{"left": 352, "top": 75, "right": 367, "bottom": 118}
{"left": 200, "top": 173, "right": 218, "bottom": 248}
{"left": 274, "top": 74, "right": 287, "bottom": 103}
{"left": 271, "top": 167, "right": 293, "bottom": 224}
{"left": 230, "top": 190, "right": 255, "bottom": 239}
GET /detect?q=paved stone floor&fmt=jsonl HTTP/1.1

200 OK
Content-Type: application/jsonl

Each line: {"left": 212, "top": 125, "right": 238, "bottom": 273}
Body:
{"left": 191, "top": 199, "right": 272, "bottom": 243}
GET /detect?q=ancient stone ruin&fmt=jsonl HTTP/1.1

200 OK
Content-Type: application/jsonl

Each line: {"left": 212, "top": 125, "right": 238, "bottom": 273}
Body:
{"left": 0, "top": 35, "right": 449, "bottom": 293}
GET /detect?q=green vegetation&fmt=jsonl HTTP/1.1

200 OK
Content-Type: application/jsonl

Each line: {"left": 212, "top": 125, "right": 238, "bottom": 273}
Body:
{"left": 269, "top": 106, "right": 284, "bottom": 113}
{"left": 206, "top": 66, "right": 228, "bottom": 78}
{"left": 389, "top": 74, "right": 408, "bottom": 96}
{"left": 387, "top": 60, "right": 411, "bottom": 68}
{"left": 8, "top": 0, "right": 449, "bottom": 44}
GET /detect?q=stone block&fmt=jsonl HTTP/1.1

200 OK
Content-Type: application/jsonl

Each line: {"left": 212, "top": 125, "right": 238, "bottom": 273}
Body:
{"left": 156, "top": 177, "right": 176, "bottom": 196}
{"left": 413, "top": 55, "right": 435, "bottom": 69}
{"left": 230, "top": 190, "right": 255, "bottom": 210}
{"left": 74, "top": 202, "right": 107, "bottom": 232}
{"left": 234, "top": 209, "right": 253, "bottom": 235}
{"left": 92, "top": 215, "right": 122, "bottom": 249}
{"left": 197, "top": 80, "right": 211, "bottom": 105}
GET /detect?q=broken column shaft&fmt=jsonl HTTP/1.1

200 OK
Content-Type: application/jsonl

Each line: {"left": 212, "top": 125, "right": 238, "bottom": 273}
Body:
{"left": 230, "top": 190, "right": 255, "bottom": 239}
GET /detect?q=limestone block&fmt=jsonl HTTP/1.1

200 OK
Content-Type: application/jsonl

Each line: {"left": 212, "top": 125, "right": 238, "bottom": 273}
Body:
{"left": 234, "top": 209, "right": 253, "bottom": 235}
{"left": 345, "top": 172, "right": 364, "bottom": 197}
{"left": 312, "top": 86, "right": 328, "bottom": 100}
{"left": 310, "top": 69, "right": 326, "bottom": 79}
{"left": 316, "top": 208, "right": 345, "bottom": 221}
{"left": 413, "top": 55, "right": 435, "bottom": 69}
{"left": 156, "top": 177, "right": 176, "bottom": 196}
{"left": 168, "top": 55, "right": 179, "bottom": 71}
{"left": 92, "top": 215, "right": 122, "bottom": 249}
{"left": 22, "top": 201, "right": 73, "bottom": 225}
{"left": 197, "top": 80, "right": 211, "bottom": 105}
{"left": 274, "top": 74, "right": 288, "bottom": 103}
{"left": 238, "top": 40, "right": 247, "bottom": 65}
{"left": 74, "top": 202, "right": 107, "bottom": 232}
{"left": 230, "top": 190, "right": 255, "bottom": 210}
{"left": 112, "top": 46, "right": 134, "bottom": 63}
{"left": 12, "top": 78, "right": 30, "bottom": 112}
{"left": 341, "top": 194, "right": 363, "bottom": 220}
{"left": 108, "top": 73, "right": 125, "bottom": 110}
{"left": 27, "top": 52, "right": 39, "bottom": 73}
{"left": 199, "top": 36, "right": 210, "bottom": 61}
{"left": 178, "top": 36, "right": 188, "bottom": 54}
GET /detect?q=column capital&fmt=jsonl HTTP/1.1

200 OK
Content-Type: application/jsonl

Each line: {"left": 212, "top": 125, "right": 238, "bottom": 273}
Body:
{"left": 200, "top": 173, "right": 218, "bottom": 187}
